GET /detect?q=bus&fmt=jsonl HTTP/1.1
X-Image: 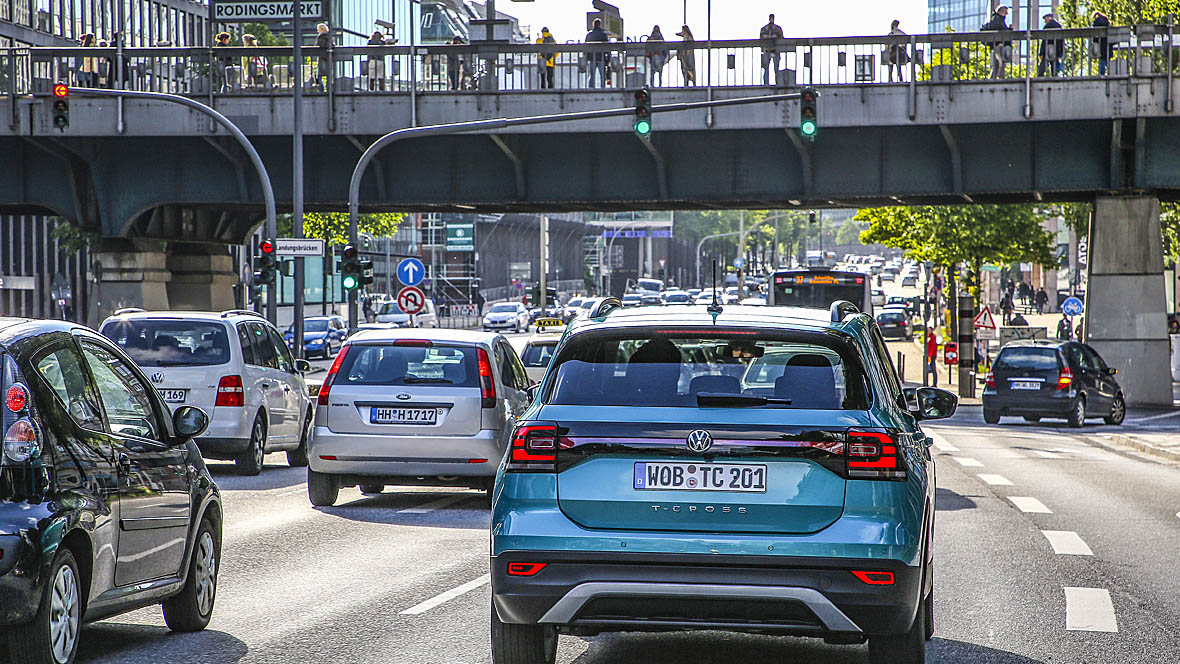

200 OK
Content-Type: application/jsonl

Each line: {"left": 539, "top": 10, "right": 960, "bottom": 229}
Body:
{"left": 767, "top": 268, "right": 872, "bottom": 315}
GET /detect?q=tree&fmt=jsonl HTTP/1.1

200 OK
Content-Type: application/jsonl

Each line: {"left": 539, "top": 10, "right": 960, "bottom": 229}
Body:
{"left": 835, "top": 217, "right": 867, "bottom": 246}
{"left": 240, "top": 22, "right": 288, "bottom": 46}
{"left": 277, "top": 212, "right": 404, "bottom": 246}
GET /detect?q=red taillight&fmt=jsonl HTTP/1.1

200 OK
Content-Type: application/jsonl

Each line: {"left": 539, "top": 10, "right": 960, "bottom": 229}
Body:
{"left": 898, "top": 320, "right": 908, "bottom": 326}
{"left": 477, "top": 347, "right": 496, "bottom": 408}
{"left": 468, "top": 458, "right": 488, "bottom": 464}
{"left": 1056, "top": 367, "right": 1073, "bottom": 390}
{"left": 215, "top": 375, "right": 244, "bottom": 407}
{"left": 5, "top": 384, "right": 27, "bottom": 412}
{"left": 318, "top": 344, "right": 351, "bottom": 406}
{"left": 507, "top": 422, "right": 558, "bottom": 472}
{"left": 851, "top": 570, "right": 895, "bottom": 585}
{"left": 846, "top": 430, "right": 906, "bottom": 480}
{"left": 507, "top": 562, "right": 548, "bottom": 576}
{"left": 985, "top": 371, "right": 995, "bottom": 388}
{"left": 319, "top": 455, "right": 337, "bottom": 460}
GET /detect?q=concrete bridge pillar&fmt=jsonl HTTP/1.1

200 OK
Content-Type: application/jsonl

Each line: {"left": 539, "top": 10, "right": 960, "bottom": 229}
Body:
{"left": 1086, "top": 196, "right": 1172, "bottom": 407}
{"left": 166, "top": 244, "right": 238, "bottom": 312}
{"left": 89, "top": 239, "right": 171, "bottom": 326}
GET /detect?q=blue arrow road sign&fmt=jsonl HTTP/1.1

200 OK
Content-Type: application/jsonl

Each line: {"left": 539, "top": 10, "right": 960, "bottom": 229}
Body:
{"left": 397, "top": 258, "right": 425, "bottom": 287}
{"left": 1062, "top": 296, "right": 1084, "bottom": 317}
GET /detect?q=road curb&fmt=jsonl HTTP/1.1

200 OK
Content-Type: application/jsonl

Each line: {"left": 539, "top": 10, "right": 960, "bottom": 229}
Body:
{"left": 1105, "top": 434, "right": 1180, "bottom": 463}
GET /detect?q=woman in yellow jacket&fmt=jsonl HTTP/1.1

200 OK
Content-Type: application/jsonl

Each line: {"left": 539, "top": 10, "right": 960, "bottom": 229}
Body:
{"left": 536, "top": 28, "right": 556, "bottom": 89}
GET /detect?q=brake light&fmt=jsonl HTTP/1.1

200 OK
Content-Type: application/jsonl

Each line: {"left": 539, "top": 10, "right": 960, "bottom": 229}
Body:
{"left": 5, "top": 385, "right": 27, "bottom": 412}
{"left": 846, "top": 430, "right": 906, "bottom": 480}
{"left": 898, "top": 320, "right": 907, "bottom": 326}
{"left": 477, "top": 348, "right": 496, "bottom": 408}
{"left": 318, "top": 344, "right": 351, "bottom": 406}
{"left": 1056, "top": 367, "right": 1073, "bottom": 390}
{"left": 215, "top": 375, "right": 244, "bottom": 407}
{"left": 507, "top": 562, "right": 548, "bottom": 576}
{"left": 394, "top": 339, "right": 432, "bottom": 347}
{"left": 985, "top": 371, "right": 995, "bottom": 388}
{"left": 507, "top": 422, "right": 558, "bottom": 472}
{"left": 851, "top": 570, "right": 895, "bottom": 585}
{"left": 3, "top": 418, "right": 40, "bottom": 462}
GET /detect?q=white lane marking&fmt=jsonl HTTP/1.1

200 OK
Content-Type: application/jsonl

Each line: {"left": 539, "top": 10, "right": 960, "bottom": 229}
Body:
{"left": 1127, "top": 410, "right": 1180, "bottom": 423}
{"left": 1009, "top": 496, "right": 1053, "bottom": 513}
{"left": 1041, "top": 530, "right": 1094, "bottom": 556}
{"left": 1065, "top": 587, "right": 1119, "bottom": 632}
{"left": 953, "top": 457, "right": 984, "bottom": 467}
{"left": 977, "top": 473, "right": 1013, "bottom": 486}
{"left": 398, "top": 494, "right": 473, "bottom": 514}
{"left": 400, "top": 574, "right": 491, "bottom": 615}
{"left": 927, "top": 431, "right": 959, "bottom": 452}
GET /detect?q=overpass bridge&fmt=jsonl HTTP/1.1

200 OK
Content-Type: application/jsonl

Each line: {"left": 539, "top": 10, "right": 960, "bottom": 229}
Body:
{"left": 0, "top": 27, "right": 1176, "bottom": 404}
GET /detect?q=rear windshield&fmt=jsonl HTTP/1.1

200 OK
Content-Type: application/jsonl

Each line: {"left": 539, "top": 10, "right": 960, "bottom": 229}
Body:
{"left": 287, "top": 320, "right": 329, "bottom": 334}
{"left": 665, "top": 294, "right": 690, "bottom": 303}
{"left": 567, "top": 299, "right": 583, "bottom": 308}
{"left": 877, "top": 312, "right": 906, "bottom": 323}
{"left": 545, "top": 331, "right": 867, "bottom": 409}
{"left": 100, "top": 320, "right": 231, "bottom": 367}
{"left": 379, "top": 302, "right": 404, "bottom": 315}
{"left": 336, "top": 344, "right": 478, "bottom": 387}
{"left": 995, "top": 347, "right": 1060, "bottom": 370}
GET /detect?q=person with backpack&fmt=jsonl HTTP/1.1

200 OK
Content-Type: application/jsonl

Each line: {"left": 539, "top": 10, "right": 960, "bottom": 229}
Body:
{"left": 1092, "top": 11, "right": 1112, "bottom": 75}
{"left": 536, "top": 27, "right": 557, "bottom": 89}
{"left": 982, "top": 5, "right": 1012, "bottom": 79}
{"left": 887, "top": 20, "right": 909, "bottom": 83}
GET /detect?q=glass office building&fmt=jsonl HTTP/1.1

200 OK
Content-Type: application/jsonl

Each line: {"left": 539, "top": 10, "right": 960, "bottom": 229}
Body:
{"left": 1, "top": 0, "right": 213, "bottom": 48}
{"left": 928, "top": 0, "right": 1059, "bottom": 33}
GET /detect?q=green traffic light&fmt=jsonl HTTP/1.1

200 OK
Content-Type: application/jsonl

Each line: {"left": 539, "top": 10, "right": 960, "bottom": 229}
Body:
{"left": 634, "top": 120, "right": 651, "bottom": 136}
{"left": 342, "top": 275, "right": 359, "bottom": 290}
{"left": 800, "top": 120, "right": 817, "bottom": 136}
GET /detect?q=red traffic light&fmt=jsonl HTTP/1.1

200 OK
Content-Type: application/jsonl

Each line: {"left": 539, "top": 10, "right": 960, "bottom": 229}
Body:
{"left": 259, "top": 239, "right": 274, "bottom": 254}
{"left": 53, "top": 83, "right": 69, "bottom": 98}
{"left": 800, "top": 89, "right": 817, "bottom": 103}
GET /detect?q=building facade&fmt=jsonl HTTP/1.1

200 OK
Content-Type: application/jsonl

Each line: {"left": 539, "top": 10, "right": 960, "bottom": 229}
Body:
{"left": 928, "top": 0, "right": 1061, "bottom": 33}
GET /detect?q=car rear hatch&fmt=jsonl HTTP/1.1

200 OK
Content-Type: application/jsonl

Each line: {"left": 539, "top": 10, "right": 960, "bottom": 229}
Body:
{"left": 993, "top": 346, "right": 1062, "bottom": 397}
{"left": 324, "top": 341, "right": 484, "bottom": 437}
{"left": 98, "top": 318, "right": 231, "bottom": 413}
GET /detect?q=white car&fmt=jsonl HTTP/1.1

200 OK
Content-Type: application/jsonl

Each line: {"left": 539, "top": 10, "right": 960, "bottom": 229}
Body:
{"left": 376, "top": 299, "right": 439, "bottom": 328}
{"left": 871, "top": 289, "right": 887, "bottom": 306}
{"left": 483, "top": 302, "right": 530, "bottom": 333}
{"left": 99, "top": 310, "right": 314, "bottom": 475}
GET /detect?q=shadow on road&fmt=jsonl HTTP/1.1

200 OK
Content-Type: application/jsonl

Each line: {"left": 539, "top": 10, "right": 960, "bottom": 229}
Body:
{"left": 314, "top": 490, "right": 491, "bottom": 529}
{"left": 44, "top": 624, "right": 248, "bottom": 664}
{"left": 935, "top": 487, "right": 977, "bottom": 511}
{"left": 205, "top": 460, "right": 306, "bottom": 492}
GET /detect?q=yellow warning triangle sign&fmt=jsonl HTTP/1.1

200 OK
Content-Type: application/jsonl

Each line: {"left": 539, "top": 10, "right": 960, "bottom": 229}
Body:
{"left": 973, "top": 305, "right": 997, "bottom": 330}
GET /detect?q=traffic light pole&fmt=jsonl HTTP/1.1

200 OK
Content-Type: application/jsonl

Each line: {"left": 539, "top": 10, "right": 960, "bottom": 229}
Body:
{"left": 70, "top": 87, "right": 278, "bottom": 324}
{"left": 346, "top": 92, "right": 803, "bottom": 325}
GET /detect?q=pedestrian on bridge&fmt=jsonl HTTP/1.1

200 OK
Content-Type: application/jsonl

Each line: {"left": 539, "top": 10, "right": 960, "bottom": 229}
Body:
{"left": 214, "top": 31, "right": 235, "bottom": 92}
{"left": 367, "top": 30, "right": 387, "bottom": 91}
{"left": 1092, "top": 12, "right": 1112, "bottom": 76}
{"left": 447, "top": 36, "right": 466, "bottom": 90}
{"left": 243, "top": 34, "right": 269, "bottom": 89}
{"left": 586, "top": 19, "right": 610, "bottom": 88}
{"left": 982, "top": 5, "right": 1012, "bottom": 79}
{"left": 537, "top": 27, "right": 557, "bottom": 89}
{"left": 759, "top": 14, "right": 784, "bottom": 86}
{"left": 1037, "top": 13, "right": 1064, "bottom": 77}
{"left": 76, "top": 33, "right": 98, "bottom": 88}
{"left": 314, "top": 23, "right": 333, "bottom": 92}
{"left": 646, "top": 26, "right": 667, "bottom": 87}
{"left": 676, "top": 25, "right": 697, "bottom": 86}
{"left": 886, "top": 20, "right": 909, "bottom": 83}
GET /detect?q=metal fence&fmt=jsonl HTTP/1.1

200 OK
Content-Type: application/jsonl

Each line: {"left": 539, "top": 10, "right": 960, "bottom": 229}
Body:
{"left": 3, "top": 25, "right": 1177, "bottom": 99}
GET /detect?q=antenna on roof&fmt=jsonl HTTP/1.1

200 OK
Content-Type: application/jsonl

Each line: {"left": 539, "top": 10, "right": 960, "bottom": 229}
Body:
{"left": 707, "top": 259, "right": 723, "bottom": 315}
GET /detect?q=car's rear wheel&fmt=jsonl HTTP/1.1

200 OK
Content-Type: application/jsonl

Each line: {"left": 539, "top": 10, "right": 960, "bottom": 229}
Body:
{"left": 923, "top": 585, "right": 934, "bottom": 641}
{"left": 491, "top": 600, "right": 557, "bottom": 664}
{"left": 10, "top": 548, "right": 82, "bottom": 664}
{"left": 236, "top": 414, "right": 266, "bottom": 476}
{"left": 1067, "top": 397, "right": 1086, "bottom": 428}
{"left": 868, "top": 593, "right": 926, "bottom": 664}
{"left": 360, "top": 483, "right": 385, "bottom": 495}
{"left": 1022, "top": 415, "right": 1041, "bottom": 423}
{"left": 286, "top": 410, "right": 312, "bottom": 467}
{"left": 983, "top": 409, "right": 1000, "bottom": 424}
{"left": 308, "top": 469, "right": 339, "bottom": 507}
{"left": 1104, "top": 393, "right": 1126, "bottom": 425}
{"left": 162, "top": 519, "right": 219, "bottom": 632}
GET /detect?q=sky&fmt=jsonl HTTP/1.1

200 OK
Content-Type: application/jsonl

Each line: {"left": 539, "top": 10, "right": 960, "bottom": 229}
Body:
{"left": 500, "top": 0, "right": 929, "bottom": 42}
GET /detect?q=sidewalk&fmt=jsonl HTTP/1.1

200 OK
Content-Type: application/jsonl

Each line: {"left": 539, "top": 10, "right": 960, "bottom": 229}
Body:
{"left": 1096, "top": 427, "right": 1180, "bottom": 463}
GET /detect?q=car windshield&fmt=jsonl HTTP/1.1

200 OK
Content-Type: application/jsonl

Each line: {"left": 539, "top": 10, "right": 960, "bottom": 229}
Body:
{"left": 336, "top": 344, "right": 478, "bottom": 386}
{"left": 286, "top": 320, "right": 329, "bottom": 333}
{"left": 995, "top": 347, "right": 1060, "bottom": 371}
{"left": 521, "top": 342, "right": 557, "bottom": 368}
{"left": 490, "top": 304, "right": 518, "bottom": 313}
{"left": 665, "top": 293, "right": 690, "bottom": 303}
{"left": 637, "top": 279, "right": 662, "bottom": 292}
{"left": 379, "top": 302, "right": 404, "bottom": 315}
{"left": 545, "top": 331, "right": 867, "bottom": 409}
{"left": 567, "top": 299, "right": 583, "bottom": 308}
{"left": 100, "top": 320, "right": 231, "bottom": 367}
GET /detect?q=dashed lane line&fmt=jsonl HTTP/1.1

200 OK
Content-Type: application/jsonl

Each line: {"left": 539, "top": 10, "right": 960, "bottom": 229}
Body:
{"left": 977, "top": 474, "right": 1013, "bottom": 486}
{"left": 1064, "top": 587, "right": 1119, "bottom": 632}
{"left": 398, "top": 494, "right": 473, "bottom": 514}
{"left": 1041, "top": 530, "right": 1094, "bottom": 556}
{"left": 926, "top": 431, "right": 959, "bottom": 453}
{"left": 953, "top": 457, "right": 984, "bottom": 467}
{"left": 1009, "top": 496, "right": 1053, "bottom": 513}
{"left": 400, "top": 574, "right": 491, "bottom": 615}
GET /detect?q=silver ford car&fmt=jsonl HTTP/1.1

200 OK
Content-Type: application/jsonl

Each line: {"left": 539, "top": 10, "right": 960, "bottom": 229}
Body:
{"left": 307, "top": 328, "right": 532, "bottom": 506}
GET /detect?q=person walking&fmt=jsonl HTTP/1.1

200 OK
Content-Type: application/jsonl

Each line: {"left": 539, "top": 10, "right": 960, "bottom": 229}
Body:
{"left": 1092, "top": 11, "right": 1111, "bottom": 75}
{"left": 242, "top": 33, "right": 269, "bottom": 89}
{"left": 1037, "top": 13, "right": 1064, "bottom": 77}
{"left": 314, "top": 23, "right": 333, "bottom": 92}
{"left": 1000, "top": 291, "right": 1014, "bottom": 325}
{"left": 366, "top": 30, "right": 386, "bottom": 91}
{"left": 676, "top": 25, "right": 697, "bottom": 86}
{"left": 76, "top": 33, "right": 98, "bottom": 88}
{"left": 645, "top": 25, "right": 667, "bottom": 87}
{"left": 585, "top": 18, "right": 609, "bottom": 88}
{"left": 1057, "top": 314, "right": 1072, "bottom": 340}
{"left": 759, "top": 14, "right": 784, "bottom": 86}
{"left": 982, "top": 5, "right": 1012, "bottom": 79}
{"left": 925, "top": 330, "right": 939, "bottom": 387}
{"left": 887, "top": 20, "right": 909, "bottom": 83}
{"left": 447, "top": 36, "right": 466, "bottom": 90}
{"left": 213, "top": 31, "right": 234, "bottom": 92}
{"left": 1034, "top": 286, "right": 1049, "bottom": 314}
{"left": 536, "top": 27, "right": 557, "bottom": 89}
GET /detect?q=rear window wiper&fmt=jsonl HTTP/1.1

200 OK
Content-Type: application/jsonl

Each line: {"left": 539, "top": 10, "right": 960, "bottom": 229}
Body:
{"left": 403, "top": 377, "right": 453, "bottom": 384}
{"left": 696, "top": 392, "right": 792, "bottom": 407}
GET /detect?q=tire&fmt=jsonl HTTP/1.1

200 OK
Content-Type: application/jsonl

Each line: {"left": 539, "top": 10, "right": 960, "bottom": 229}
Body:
{"left": 359, "top": 483, "right": 385, "bottom": 495}
{"left": 236, "top": 413, "right": 266, "bottom": 476}
{"left": 308, "top": 468, "right": 339, "bottom": 507}
{"left": 287, "top": 410, "right": 311, "bottom": 467}
{"left": 491, "top": 599, "right": 557, "bottom": 664}
{"left": 1104, "top": 393, "right": 1126, "bottom": 425}
{"left": 868, "top": 592, "right": 926, "bottom": 664}
{"left": 162, "top": 519, "right": 219, "bottom": 632}
{"left": 983, "top": 409, "right": 1000, "bottom": 424}
{"left": 923, "top": 585, "right": 934, "bottom": 641}
{"left": 1067, "top": 397, "right": 1086, "bottom": 428}
{"left": 1022, "top": 415, "right": 1041, "bottom": 423}
{"left": 9, "top": 548, "right": 82, "bottom": 664}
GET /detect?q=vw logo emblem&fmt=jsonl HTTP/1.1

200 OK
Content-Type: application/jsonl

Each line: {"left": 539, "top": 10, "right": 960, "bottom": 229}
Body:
{"left": 395, "top": 393, "right": 412, "bottom": 401}
{"left": 149, "top": 372, "right": 165, "bottom": 384}
{"left": 686, "top": 429, "right": 713, "bottom": 453}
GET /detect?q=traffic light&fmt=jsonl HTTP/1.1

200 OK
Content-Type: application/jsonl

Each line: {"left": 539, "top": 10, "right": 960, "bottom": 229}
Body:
{"left": 359, "top": 257, "right": 374, "bottom": 287}
{"left": 340, "top": 244, "right": 361, "bottom": 291}
{"left": 633, "top": 87, "right": 652, "bottom": 137}
{"left": 800, "top": 87, "right": 818, "bottom": 138}
{"left": 51, "top": 84, "right": 69, "bottom": 130}
{"left": 252, "top": 238, "right": 276, "bottom": 286}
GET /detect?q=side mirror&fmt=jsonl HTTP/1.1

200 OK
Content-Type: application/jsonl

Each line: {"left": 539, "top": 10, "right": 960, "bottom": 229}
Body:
{"left": 295, "top": 359, "right": 312, "bottom": 373}
{"left": 913, "top": 387, "right": 958, "bottom": 420}
{"left": 172, "top": 405, "right": 210, "bottom": 438}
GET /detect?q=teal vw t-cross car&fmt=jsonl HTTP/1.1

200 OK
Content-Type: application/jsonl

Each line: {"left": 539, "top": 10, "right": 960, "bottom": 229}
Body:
{"left": 490, "top": 299, "right": 957, "bottom": 664}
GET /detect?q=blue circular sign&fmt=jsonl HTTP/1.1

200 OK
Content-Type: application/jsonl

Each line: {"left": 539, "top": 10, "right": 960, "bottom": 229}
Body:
{"left": 733, "top": 257, "right": 745, "bottom": 269}
{"left": 1062, "top": 296, "right": 1084, "bottom": 317}
{"left": 396, "top": 258, "right": 425, "bottom": 287}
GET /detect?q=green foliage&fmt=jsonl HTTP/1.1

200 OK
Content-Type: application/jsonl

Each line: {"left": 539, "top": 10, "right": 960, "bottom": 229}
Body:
{"left": 50, "top": 221, "right": 98, "bottom": 254}
{"left": 1161, "top": 204, "right": 1180, "bottom": 258}
{"left": 1057, "top": 0, "right": 1179, "bottom": 26}
{"left": 240, "top": 23, "right": 288, "bottom": 46}
{"left": 835, "top": 217, "right": 868, "bottom": 246}
{"left": 276, "top": 212, "right": 404, "bottom": 246}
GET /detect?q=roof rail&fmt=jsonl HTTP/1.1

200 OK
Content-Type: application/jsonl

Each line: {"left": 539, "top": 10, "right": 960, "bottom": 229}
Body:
{"left": 220, "top": 309, "right": 266, "bottom": 319}
{"left": 112, "top": 307, "right": 145, "bottom": 316}
{"left": 830, "top": 300, "right": 860, "bottom": 322}
{"left": 586, "top": 297, "right": 623, "bottom": 319}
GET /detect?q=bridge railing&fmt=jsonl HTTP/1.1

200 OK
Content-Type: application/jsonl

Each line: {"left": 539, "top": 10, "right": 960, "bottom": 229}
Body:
{"left": 3, "top": 25, "right": 1175, "bottom": 97}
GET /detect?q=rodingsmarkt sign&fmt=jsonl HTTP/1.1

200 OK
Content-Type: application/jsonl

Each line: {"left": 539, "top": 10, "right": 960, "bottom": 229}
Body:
{"left": 212, "top": 0, "right": 323, "bottom": 21}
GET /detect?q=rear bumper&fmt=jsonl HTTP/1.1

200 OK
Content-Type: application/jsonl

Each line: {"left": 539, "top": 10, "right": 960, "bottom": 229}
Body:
{"left": 491, "top": 550, "right": 920, "bottom": 637}
{"left": 982, "top": 390, "right": 1075, "bottom": 415}
{"left": 195, "top": 436, "right": 251, "bottom": 459}
{"left": 308, "top": 427, "right": 503, "bottom": 478}
{"left": 0, "top": 535, "right": 38, "bottom": 625}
